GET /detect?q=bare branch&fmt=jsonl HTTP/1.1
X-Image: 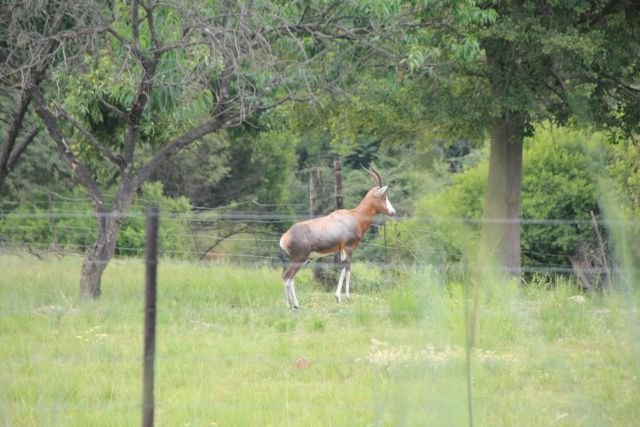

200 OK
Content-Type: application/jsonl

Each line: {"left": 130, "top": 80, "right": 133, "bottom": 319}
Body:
{"left": 104, "top": 169, "right": 121, "bottom": 189}
{"left": 0, "top": 2, "right": 75, "bottom": 186}
{"left": 143, "top": 0, "right": 161, "bottom": 51}
{"left": 253, "top": 93, "right": 313, "bottom": 112}
{"left": 600, "top": 73, "right": 640, "bottom": 100}
{"left": 133, "top": 115, "right": 225, "bottom": 188}
{"left": 107, "top": 28, "right": 144, "bottom": 61}
{"left": 121, "top": 0, "right": 165, "bottom": 169}
{"left": 199, "top": 224, "right": 250, "bottom": 260}
{"left": 30, "top": 85, "right": 106, "bottom": 228}
{"left": 56, "top": 106, "right": 125, "bottom": 169}
{"left": 551, "top": 68, "right": 569, "bottom": 92}
{"left": 152, "top": 40, "right": 211, "bottom": 55}
{"left": 99, "top": 98, "right": 128, "bottom": 121}
{"left": 7, "top": 125, "right": 39, "bottom": 170}
{"left": 132, "top": 0, "right": 141, "bottom": 53}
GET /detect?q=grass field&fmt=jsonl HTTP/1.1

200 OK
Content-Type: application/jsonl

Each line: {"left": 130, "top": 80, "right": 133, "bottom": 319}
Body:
{"left": 1, "top": 254, "right": 639, "bottom": 426}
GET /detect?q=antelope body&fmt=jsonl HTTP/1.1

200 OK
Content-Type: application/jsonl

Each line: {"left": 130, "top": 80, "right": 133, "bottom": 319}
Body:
{"left": 279, "top": 167, "right": 395, "bottom": 309}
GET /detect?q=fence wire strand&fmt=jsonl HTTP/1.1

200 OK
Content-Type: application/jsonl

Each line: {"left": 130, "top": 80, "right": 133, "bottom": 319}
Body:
{"left": 1, "top": 206, "right": 635, "bottom": 276}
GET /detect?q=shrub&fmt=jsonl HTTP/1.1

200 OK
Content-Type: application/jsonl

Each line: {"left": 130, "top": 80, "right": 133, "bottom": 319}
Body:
{"left": 520, "top": 126, "right": 605, "bottom": 267}
{"left": 0, "top": 182, "right": 193, "bottom": 257}
{"left": 384, "top": 126, "right": 613, "bottom": 270}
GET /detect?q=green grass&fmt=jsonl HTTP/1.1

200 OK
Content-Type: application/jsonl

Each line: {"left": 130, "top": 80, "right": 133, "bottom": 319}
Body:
{"left": 1, "top": 255, "right": 639, "bottom": 426}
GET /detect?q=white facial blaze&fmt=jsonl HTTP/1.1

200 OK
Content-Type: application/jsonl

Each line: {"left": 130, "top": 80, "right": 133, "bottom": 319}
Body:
{"left": 385, "top": 198, "right": 396, "bottom": 216}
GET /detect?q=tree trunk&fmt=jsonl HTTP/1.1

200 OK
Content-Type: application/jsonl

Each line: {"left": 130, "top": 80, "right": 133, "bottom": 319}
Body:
{"left": 79, "top": 183, "right": 136, "bottom": 299}
{"left": 480, "top": 114, "right": 524, "bottom": 277}
{"left": 79, "top": 218, "right": 123, "bottom": 298}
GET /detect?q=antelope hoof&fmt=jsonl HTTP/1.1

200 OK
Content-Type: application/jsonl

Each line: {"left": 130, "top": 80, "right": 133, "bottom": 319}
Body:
{"left": 335, "top": 294, "right": 341, "bottom": 304}
{"left": 346, "top": 294, "right": 352, "bottom": 303}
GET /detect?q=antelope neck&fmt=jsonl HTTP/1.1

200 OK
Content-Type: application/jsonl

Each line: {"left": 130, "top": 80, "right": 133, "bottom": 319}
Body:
{"left": 351, "top": 202, "right": 378, "bottom": 236}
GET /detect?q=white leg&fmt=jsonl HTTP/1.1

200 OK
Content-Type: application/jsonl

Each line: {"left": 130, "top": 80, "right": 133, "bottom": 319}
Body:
{"left": 345, "top": 269, "right": 352, "bottom": 302}
{"left": 284, "top": 279, "right": 292, "bottom": 308}
{"left": 335, "top": 267, "right": 346, "bottom": 303}
{"left": 289, "top": 279, "right": 299, "bottom": 309}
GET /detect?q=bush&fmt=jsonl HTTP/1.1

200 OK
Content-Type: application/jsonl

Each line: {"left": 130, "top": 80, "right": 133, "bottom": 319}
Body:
{"left": 520, "top": 126, "right": 605, "bottom": 267}
{"left": 607, "top": 139, "right": 640, "bottom": 264}
{"left": 384, "top": 126, "right": 613, "bottom": 269}
{"left": 0, "top": 182, "right": 193, "bottom": 257}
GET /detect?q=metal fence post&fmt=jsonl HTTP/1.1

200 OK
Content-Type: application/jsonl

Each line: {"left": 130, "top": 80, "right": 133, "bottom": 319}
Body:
{"left": 334, "top": 160, "right": 343, "bottom": 210}
{"left": 143, "top": 205, "right": 159, "bottom": 427}
{"left": 310, "top": 166, "right": 318, "bottom": 218}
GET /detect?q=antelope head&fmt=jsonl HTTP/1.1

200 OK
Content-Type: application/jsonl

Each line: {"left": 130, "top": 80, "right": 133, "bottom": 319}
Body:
{"left": 363, "top": 166, "right": 396, "bottom": 217}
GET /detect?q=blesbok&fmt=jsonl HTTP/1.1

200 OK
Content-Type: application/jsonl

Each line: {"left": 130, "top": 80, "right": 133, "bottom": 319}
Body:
{"left": 279, "top": 166, "right": 396, "bottom": 309}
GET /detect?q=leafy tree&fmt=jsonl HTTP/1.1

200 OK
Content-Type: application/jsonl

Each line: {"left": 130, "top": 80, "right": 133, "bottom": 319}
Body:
{"left": 0, "top": 0, "right": 102, "bottom": 187}
{"left": 2, "top": 0, "right": 398, "bottom": 298}
{"left": 520, "top": 127, "right": 605, "bottom": 268}
{"left": 403, "top": 0, "right": 640, "bottom": 275}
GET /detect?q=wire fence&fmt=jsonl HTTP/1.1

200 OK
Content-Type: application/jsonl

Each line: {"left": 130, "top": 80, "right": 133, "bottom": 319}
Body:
{"left": 2, "top": 204, "right": 639, "bottom": 426}
{"left": 1, "top": 194, "right": 638, "bottom": 279}
{"left": 1, "top": 190, "right": 637, "bottom": 313}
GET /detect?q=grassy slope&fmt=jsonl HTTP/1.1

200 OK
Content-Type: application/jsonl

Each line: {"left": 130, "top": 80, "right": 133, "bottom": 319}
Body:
{"left": 0, "top": 255, "right": 638, "bottom": 426}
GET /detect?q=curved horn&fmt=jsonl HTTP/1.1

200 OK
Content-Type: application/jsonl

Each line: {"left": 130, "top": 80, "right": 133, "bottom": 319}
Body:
{"left": 368, "top": 165, "right": 383, "bottom": 187}
{"left": 362, "top": 165, "right": 382, "bottom": 187}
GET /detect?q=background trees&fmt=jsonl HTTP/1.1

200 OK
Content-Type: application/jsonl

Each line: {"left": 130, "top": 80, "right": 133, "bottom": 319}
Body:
{"left": 1, "top": 0, "right": 639, "bottom": 295}
{"left": 400, "top": 0, "right": 640, "bottom": 275}
{"left": 2, "top": 0, "right": 404, "bottom": 298}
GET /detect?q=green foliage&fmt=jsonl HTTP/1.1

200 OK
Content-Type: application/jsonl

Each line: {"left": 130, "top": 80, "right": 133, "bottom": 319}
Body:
{"left": 0, "top": 136, "right": 74, "bottom": 204}
{"left": 54, "top": 44, "right": 215, "bottom": 170}
{"left": 606, "top": 140, "right": 640, "bottom": 263}
{"left": 390, "top": 126, "right": 614, "bottom": 268}
{"left": 117, "top": 182, "right": 193, "bottom": 257}
{"left": 393, "top": 158, "right": 487, "bottom": 265}
{"left": 441, "top": 2, "right": 638, "bottom": 135}
{"left": 409, "top": 0, "right": 496, "bottom": 66}
{"left": 0, "top": 182, "right": 193, "bottom": 257}
{"left": 608, "top": 140, "right": 640, "bottom": 215}
{"left": 521, "top": 126, "right": 607, "bottom": 267}
{"left": 325, "top": 74, "right": 429, "bottom": 151}
{"left": 149, "top": 134, "right": 230, "bottom": 207}
{"left": 205, "top": 131, "right": 299, "bottom": 208}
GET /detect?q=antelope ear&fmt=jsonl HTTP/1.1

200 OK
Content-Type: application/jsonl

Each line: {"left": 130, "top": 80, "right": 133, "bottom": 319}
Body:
{"left": 374, "top": 185, "right": 388, "bottom": 197}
